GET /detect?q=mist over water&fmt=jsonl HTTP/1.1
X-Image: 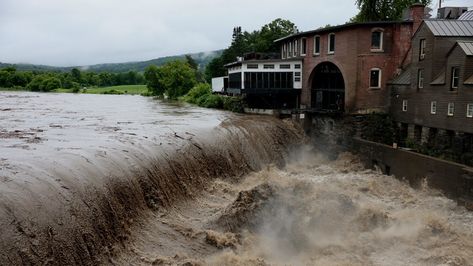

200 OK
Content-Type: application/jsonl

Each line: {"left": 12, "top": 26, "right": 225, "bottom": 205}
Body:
{"left": 1, "top": 92, "right": 473, "bottom": 265}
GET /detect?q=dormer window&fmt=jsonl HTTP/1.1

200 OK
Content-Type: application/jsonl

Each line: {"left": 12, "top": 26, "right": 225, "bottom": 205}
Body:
{"left": 451, "top": 67, "right": 459, "bottom": 91}
{"left": 371, "top": 30, "right": 383, "bottom": 51}
{"left": 328, "top": 33, "right": 335, "bottom": 54}
{"left": 419, "top": 39, "right": 426, "bottom": 60}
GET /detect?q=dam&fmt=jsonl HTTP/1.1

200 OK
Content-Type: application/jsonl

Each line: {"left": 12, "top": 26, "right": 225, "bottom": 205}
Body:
{"left": 1, "top": 92, "right": 473, "bottom": 265}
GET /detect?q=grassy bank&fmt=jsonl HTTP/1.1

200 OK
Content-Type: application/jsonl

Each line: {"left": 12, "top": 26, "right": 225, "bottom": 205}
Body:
{"left": 57, "top": 85, "right": 148, "bottom": 95}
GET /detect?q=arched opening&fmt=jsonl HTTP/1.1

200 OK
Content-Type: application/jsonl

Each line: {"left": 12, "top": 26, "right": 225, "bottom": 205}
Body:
{"left": 311, "top": 62, "right": 345, "bottom": 112}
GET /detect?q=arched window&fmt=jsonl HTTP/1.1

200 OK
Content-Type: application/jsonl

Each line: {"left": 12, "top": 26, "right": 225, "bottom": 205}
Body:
{"left": 371, "top": 29, "right": 384, "bottom": 51}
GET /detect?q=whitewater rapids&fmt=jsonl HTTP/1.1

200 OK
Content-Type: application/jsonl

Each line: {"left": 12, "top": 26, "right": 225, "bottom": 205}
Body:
{"left": 1, "top": 92, "right": 473, "bottom": 265}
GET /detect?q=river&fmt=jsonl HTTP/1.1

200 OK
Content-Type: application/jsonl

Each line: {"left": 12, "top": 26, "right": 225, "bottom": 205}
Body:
{"left": 1, "top": 92, "right": 472, "bottom": 265}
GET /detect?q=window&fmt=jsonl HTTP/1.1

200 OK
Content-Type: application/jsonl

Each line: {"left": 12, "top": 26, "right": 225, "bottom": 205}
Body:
{"left": 295, "top": 72, "right": 301, "bottom": 82}
{"left": 402, "top": 100, "right": 408, "bottom": 112}
{"left": 371, "top": 30, "right": 383, "bottom": 51}
{"left": 417, "top": 69, "right": 424, "bottom": 89}
{"left": 301, "top": 38, "right": 307, "bottom": 56}
{"left": 288, "top": 42, "right": 292, "bottom": 58}
{"left": 451, "top": 67, "right": 459, "bottom": 90}
{"left": 295, "top": 64, "right": 301, "bottom": 69}
{"left": 314, "top": 36, "right": 321, "bottom": 55}
{"left": 448, "top": 102, "right": 455, "bottom": 116}
{"left": 370, "top": 69, "right": 381, "bottom": 88}
{"left": 280, "top": 64, "right": 291, "bottom": 69}
{"left": 431, "top": 101, "right": 437, "bottom": 114}
{"left": 263, "top": 64, "right": 275, "bottom": 69}
{"left": 247, "top": 64, "right": 258, "bottom": 69}
{"left": 467, "top": 103, "right": 473, "bottom": 118}
{"left": 282, "top": 44, "right": 286, "bottom": 59}
{"left": 294, "top": 39, "right": 299, "bottom": 57}
{"left": 328, "top": 33, "right": 335, "bottom": 54}
{"left": 419, "top": 39, "right": 426, "bottom": 60}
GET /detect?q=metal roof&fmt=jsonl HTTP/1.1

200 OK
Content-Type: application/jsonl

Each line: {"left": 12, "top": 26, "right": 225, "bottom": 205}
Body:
{"left": 389, "top": 66, "right": 411, "bottom": 85}
{"left": 458, "top": 41, "right": 473, "bottom": 55}
{"left": 424, "top": 20, "right": 473, "bottom": 36}
{"left": 458, "top": 10, "right": 473, "bottom": 21}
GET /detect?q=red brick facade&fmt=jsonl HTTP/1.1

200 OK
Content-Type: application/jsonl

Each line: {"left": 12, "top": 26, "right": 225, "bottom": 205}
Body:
{"left": 276, "top": 5, "right": 424, "bottom": 114}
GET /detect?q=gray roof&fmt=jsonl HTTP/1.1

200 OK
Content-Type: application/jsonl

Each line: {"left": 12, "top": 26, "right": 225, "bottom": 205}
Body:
{"left": 389, "top": 66, "right": 411, "bottom": 85}
{"left": 430, "top": 70, "right": 446, "bottom": 85}
{"left": 424, "top": 20, "right": 473, "bottom": 36}
{"left": 458, "top": 10, "right": 473, "bottom": 21}
{"left": 458, "top": 41, "right": 473, "bottom": 55}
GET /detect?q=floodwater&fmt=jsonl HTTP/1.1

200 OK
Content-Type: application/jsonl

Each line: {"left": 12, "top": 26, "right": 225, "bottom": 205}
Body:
{"left": 1, "top": 92, "right": 473, "bottom": 265}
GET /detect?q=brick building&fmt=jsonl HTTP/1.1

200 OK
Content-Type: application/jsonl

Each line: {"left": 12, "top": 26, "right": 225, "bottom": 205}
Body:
{"left": 274, "top": 4, "right": 425, "bottom": 114}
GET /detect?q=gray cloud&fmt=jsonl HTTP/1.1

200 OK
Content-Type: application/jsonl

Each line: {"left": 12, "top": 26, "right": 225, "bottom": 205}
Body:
{"left": 0, "top": 0, "right": 470, "bottom": 66}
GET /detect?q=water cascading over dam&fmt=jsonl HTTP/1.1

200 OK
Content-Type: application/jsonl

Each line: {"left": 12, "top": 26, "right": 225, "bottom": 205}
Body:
{"left": 1, "top": 92, "right": 473, "bottom": 265}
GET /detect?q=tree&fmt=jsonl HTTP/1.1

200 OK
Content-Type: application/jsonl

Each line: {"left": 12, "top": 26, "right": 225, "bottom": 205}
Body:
{"left": 352, "top": 0, "right": 431, "bottom": 22}
{"left": 185, "top": 55, "right": 198, "bottom": 70}
{"left": 159, "top": 60, "right": 197, "bottom": 99}
{"left": 144, "top": 65, "right": 165, "bottom": 96}
{"left": 70, "top": 68, "right": 82, "bottom": 84}
{"left": 204, "top": 19, "right": 298, "bottom": 81}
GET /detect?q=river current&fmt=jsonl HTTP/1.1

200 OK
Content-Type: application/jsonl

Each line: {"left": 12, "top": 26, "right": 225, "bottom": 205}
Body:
{"left": 1, "top": 92, "right": 472, "bottom": 265}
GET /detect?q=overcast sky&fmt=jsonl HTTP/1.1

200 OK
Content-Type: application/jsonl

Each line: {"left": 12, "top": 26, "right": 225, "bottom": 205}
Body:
{"left": 0, "top": 0, "right": 471, "bottom": 66}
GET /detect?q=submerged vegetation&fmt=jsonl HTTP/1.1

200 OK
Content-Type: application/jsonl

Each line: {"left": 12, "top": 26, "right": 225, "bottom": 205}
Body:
{"left": 181, "top": 83, "right": 245, "bottom": 112}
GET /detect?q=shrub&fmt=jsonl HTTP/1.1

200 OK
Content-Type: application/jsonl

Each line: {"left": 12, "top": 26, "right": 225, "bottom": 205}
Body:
{"left": 223, "top": 96, "right": 245, "bottom": 113}
{"left": 198, "top": 94, "right": 223, "bottom": 108}
{"left": 183, "top": 83, "right": 212, "bottom": 104}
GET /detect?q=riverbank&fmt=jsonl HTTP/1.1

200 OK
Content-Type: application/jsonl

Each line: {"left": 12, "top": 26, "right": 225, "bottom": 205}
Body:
{"left": 0, "top": 84, "right": 149, "bottom": 95}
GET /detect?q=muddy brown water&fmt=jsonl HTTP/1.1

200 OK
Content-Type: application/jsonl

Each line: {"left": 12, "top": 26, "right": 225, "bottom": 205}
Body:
{"left": 1, "top": 92, "right": 473, "bottom": 266}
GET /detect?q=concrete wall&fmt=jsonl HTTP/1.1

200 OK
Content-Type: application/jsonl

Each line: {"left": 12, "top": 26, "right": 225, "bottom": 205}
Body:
{"left": 351, "top": 137, "right": 473, "bottom": 205}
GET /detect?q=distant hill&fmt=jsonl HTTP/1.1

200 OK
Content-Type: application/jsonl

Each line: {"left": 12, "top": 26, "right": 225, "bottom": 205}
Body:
{"left": 0, "top": 50, "right": 223, "bottom": 73}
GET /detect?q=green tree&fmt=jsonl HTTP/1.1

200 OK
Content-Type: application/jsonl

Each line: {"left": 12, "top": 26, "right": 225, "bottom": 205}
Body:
{"left": 144, "top": 65, "right": 165, "bottom": 96}
{"left": 70, "top": 68, "right": 82, "bottom": 84}
{"left": 254, "top": 18, "right": 298, "bottom": 52}
{"left": 159, "top": 60, "right": 197, "bottom": 99}
{"left": 352, "top": 0, "right": 431, "bottom": 22}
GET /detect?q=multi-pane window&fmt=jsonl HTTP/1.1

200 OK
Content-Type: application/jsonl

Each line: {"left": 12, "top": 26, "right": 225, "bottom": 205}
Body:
{"left": 288, "top": 42, "right": 292, "bottom": 58}
{"left": 328, "top": 33, "right": 335, "bottom": 54}
{"left": 314, "top": 36, "right": 321, "bottom": 55}
{"left": 370, "top": 69, "right": 381, "bottom": 88}
{"left": 451, "top": 67, "right": 459, "bottom": 90}
{"left": 294, "top": 39, "right": 299, "bottom": 57}
{"left": 295, "top": 64, "right": 301, "bottom": 69}
{"left": 431, "top": 101, "right": 437, "bottom": 114}
{"left": 417, "top": 69, "right": 424, "bottom": 89}
{"left": 244, "top": 72, "right": 293, "bottom": 90}
{"left": 467, "top": 103, "right": 473, "bottom": 118}
{"left": 247, "top": 64, "right": 258, "bottom": 69}
{"left": 295, "top": 72, "right": 301, "bottom": 82}
{"left": 448, "top": 102, "right": 455, "bottom": 116}
{"left": 280, "top": 64, "right": 291, "bottom": 69}
{"left": 263, "top": 64, "right": 275, "bottom": 69}
{"left": 419, "top": 39, "right": 426, "bottom": 60}
{"left": 282, "top": 44, "right": 286, "bottom": 59}
{"left": 301, "top": 38, "right": 307, "bottom": 56}
{"left": 402, "top": 100, "right": 408, "bottom": 112}
{"left": 371, "top": 31, "right": 383, "bottom": 50}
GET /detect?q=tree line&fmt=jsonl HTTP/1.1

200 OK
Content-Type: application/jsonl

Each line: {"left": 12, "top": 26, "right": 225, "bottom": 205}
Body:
{"left": 0, "top": 67, "right": 145, "bottom": 92}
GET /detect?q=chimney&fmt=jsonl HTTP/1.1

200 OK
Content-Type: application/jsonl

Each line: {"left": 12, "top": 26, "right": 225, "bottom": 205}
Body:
{"left": 409, "top": 3, "right": 425, "bottom": 34}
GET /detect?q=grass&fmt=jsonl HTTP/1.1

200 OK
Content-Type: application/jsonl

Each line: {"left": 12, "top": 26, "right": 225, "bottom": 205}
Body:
{"left": 53, "top": 85, "right": 149, "bottom": 95}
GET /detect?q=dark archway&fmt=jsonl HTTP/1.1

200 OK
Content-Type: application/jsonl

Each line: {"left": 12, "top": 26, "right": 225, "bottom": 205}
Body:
{"left": 311, "top": 62, "right": 345, "bottom": 112}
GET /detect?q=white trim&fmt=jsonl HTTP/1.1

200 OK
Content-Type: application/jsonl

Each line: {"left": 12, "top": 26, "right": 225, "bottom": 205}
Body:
{"left": 369, "top": 68, "right": 382, "bottom": 88}
{"left": 467, "top": 103, "right": 473, "bottom": 118}
{"left": 419, "top": 39, "right": 426, "bottom": 60}
{"left": 300, "top": 37, "right": 307, "bottom": 56}
{"left": 448, "top": 102, "right": 455, "bottom": 116}
{"left": 328, "top": 33, "right": 335, "bottom": 54}
{"left": 402, "top": 100, "right": 408, "bottom": 112}
{"left": 430, "top": 101, "right": 436, "bottom": 114}
{"left": 417, "top": 68, "right": 424, "bottom": 89}
{"left": 451, "top": 67, "right": 459, "bottom": 90}
{"left": 370, "top": 30, "right": 384, "bottom": 52}
{"left": 313, "top": 35, "right": 321, "bottom": 55}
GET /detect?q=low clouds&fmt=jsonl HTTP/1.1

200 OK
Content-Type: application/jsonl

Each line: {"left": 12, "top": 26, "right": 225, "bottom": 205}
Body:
{"left": 0, "top": 0, "right": 469, "bottom": 66}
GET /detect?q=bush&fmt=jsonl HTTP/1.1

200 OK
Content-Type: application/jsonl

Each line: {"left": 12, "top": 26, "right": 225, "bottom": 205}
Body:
{"left": 183, "top": 83, "right": 212, "bottom": 104}
{"left": 198, "top": 94, "right": 223, "bottom": 108}
{"left": 102, "top": 89, "right": 123, "bottom": 95}
{"left": 223, "top": 96, "right": 245, "bottom": 113}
